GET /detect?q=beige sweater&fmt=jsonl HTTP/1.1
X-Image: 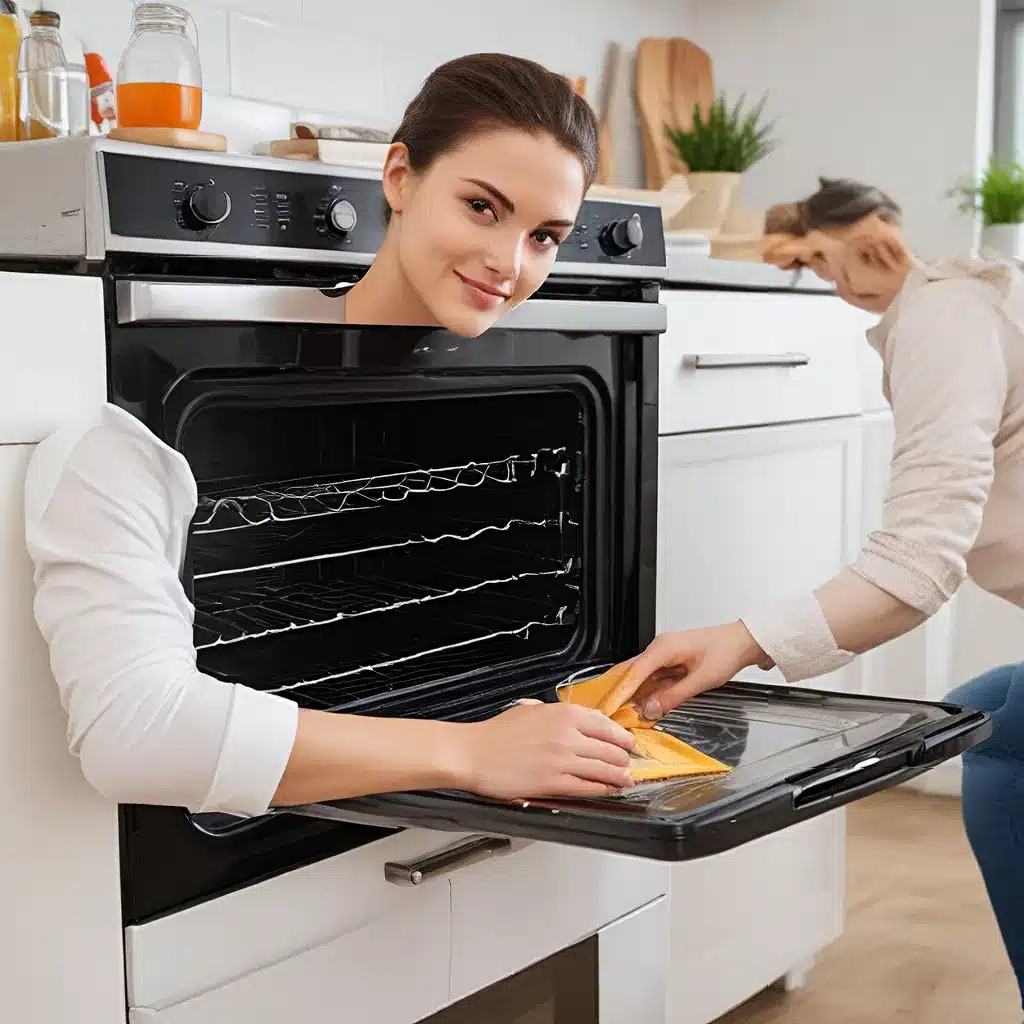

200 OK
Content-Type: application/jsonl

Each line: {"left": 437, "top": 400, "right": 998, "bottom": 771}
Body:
{"left": 742, "top": 259, "right": 1024, "bottom": 682}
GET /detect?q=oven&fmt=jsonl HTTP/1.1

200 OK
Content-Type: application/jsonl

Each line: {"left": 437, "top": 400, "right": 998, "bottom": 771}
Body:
{"left": 111, "top": 257, "right": 664, "bottom": 927}
{"left": 0, "top": 137, "right": 993, "bottom": 1024}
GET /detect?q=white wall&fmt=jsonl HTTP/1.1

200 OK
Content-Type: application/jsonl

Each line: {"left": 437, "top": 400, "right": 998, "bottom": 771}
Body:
{"left": 690, "top": 0, "right": 997, "bottom": 262}
{"left": 54, "top": 0, "right": 695, "bottom": 185}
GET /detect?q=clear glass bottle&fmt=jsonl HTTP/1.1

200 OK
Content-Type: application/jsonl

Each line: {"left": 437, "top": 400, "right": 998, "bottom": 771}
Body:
{"left": 65, "top": 61, "right": 89, "bottom": 136}
{"left": 17, "top": 8, "right": 69, "bottom": 140}
{"left": 116, "top": 2, "right": 202, "bottom": 131}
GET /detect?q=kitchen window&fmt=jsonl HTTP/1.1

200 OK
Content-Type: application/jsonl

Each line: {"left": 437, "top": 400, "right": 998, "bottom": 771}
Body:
{"left": 995, "top": 0, "right": 1024, "bottom": 160}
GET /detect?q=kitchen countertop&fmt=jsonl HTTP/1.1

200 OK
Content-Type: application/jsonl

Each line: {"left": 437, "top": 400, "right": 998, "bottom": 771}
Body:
{"left": 664, "top": 252, "right": 836, "bottom": 294}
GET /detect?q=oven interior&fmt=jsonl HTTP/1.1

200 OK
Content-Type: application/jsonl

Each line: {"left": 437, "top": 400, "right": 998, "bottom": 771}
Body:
{"left": 182, "top": 385, "right": 600, "bottom": 715}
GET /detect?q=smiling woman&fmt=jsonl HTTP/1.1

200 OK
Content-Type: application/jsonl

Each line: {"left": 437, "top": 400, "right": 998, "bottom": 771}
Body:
{"left": 25, "top": 50, "right": 643, "bottom": 836}
{"left": 343, "top": 52, "right": 597, "bottom": 335}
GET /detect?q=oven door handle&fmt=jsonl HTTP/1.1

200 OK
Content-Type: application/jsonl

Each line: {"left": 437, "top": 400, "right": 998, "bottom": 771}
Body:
{"left": 115, "top": 281, "right": 667, "bottom": 334}
{"left": 384, "top": 835, "right": 513, "bottom": 886}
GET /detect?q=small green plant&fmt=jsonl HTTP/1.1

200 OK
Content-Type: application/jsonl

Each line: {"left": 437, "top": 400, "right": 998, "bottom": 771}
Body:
{"left": 665, "top": 92, "right": 778, "bottom": 174}
{"left": 949, "top": 158, "right": 1024, "bottom": 226}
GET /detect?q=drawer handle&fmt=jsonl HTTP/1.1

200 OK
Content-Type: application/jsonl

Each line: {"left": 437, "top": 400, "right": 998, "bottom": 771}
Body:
{"left": 384, "top": 836, "right": 512, "bottom": 886}
{"left": 683, "top": 352, "right": 811, "bottom": 370}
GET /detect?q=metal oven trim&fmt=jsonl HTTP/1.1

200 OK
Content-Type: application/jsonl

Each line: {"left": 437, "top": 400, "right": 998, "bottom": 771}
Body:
{"left": 115, "top": 280, "right": 668, "bottom": 332}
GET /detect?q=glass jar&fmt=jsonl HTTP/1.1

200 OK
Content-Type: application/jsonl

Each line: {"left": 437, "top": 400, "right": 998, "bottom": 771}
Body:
{"left": 17, "top": 8, "right": 69, "bottom": 140}
{"left": 66, "top": 62, "right": 89, "bottom": 136}
{"left": 116, "top": 2, "right": 202, "bottom": 131}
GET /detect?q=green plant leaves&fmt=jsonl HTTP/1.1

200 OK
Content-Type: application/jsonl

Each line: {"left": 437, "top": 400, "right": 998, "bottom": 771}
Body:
{"left": 664, "top": 92, "right": 778, "bottom": 174}
{"left": 948, "top": 158, "right": 1024, "bottom": 227}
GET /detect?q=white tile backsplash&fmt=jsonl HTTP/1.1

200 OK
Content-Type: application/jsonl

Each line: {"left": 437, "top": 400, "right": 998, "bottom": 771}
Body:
{"left": 229, "top": 12, "right": 386, "bottom": 121}
{"left": 47, "top": 0, "right": 695, "bottom": 181}
{"left": 200, "top": 92, "right": 293, "bottom": 153}
{"left": 180, "top": 1, "right": 231, "bottom": 95}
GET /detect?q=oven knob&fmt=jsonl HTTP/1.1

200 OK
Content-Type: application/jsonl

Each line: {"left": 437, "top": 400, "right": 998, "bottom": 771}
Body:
{"left": 326, "top": 198, "right": 358, "bottom": 236}
{"left": 599, "top": 213, "right": 643, "bottom": 256}
{"left": 183, "top": 185, "right": 232, "bottom": 230}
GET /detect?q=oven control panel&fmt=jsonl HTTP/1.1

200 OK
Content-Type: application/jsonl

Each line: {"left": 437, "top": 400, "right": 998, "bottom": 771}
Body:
{"left": 103, "top": 152, "right": 389, "bottom": 257}
{"left": 101, "top": 151, "right": 666, "bottom": 273}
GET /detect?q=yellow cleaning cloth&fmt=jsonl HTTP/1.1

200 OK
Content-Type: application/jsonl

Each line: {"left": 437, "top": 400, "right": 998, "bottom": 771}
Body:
{"left": 558, "top": 662, "right": 732, "bottom": 782}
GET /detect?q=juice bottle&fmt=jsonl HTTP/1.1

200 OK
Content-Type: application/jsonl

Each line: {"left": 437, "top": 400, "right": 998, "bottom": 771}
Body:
{"left": 84, "top": 46, "right": 117, "bottom": 133}
{"left": 116, "top": 3, "right": 202, "bottom": 131}
{"left": 0, "top": 1, "right": 20, "bottom": 142}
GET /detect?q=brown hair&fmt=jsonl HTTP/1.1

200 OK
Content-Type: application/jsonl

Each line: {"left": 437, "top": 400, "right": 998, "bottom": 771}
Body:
{"left": 386, "top": 53, "right": 599, "bottom": 219}
{"left": 765, "top": 177, "right": 902, "bottom": 236}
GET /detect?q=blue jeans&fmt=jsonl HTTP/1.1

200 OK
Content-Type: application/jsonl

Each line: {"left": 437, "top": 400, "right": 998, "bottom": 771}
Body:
{"left": 947, "top": 663, "right": 1024, "bottom": 1008}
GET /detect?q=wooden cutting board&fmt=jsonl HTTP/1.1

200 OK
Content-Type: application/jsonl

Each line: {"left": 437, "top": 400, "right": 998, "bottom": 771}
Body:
{"left": 669, "top": 38, "right": 714, "bottom": 143}
{"left": 635, "top": 37, "right": 674, "bottom": 190}
{"left": 107, "top": 126, "right": 228, "bottom": 152}
{"left": 635, "top": 37, "right": 714, "bottom": 189}
{"left": 594, "top": 41, "right": 622, "bottom": 186}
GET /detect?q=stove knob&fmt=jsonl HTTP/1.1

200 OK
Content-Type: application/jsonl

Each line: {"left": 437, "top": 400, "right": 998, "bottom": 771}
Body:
{"left": 326, "top": 198, "right": 358, "bottom": 236}
{"left": 183, "top": 185, "right": 232, "bottom": 230}
{"left": 599, "top": 213, "right": 643, "bottom": 256}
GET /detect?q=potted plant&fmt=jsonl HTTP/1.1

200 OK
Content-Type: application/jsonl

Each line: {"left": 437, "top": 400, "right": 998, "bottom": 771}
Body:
{"left": 949, "top": 157, "right": 1024, "bottom": 259}
{"left": 665, "top": 92, "right": 778, "bottom": 233}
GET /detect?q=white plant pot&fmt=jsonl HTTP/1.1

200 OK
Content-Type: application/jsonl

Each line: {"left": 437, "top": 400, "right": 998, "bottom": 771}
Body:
{"left": 669, "top": 172, "right": 742, "bottom": 234}
{"left": 980, "top": 223, "right": 1024, "bottom": 260}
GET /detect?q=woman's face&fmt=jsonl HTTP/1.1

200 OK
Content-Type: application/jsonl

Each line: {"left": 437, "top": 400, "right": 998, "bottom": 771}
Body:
{"left": 763, "top": 216, "right": 911, "bottom": 314}
{"left": 382, "top": 128, "right": 586, "bottom": 336}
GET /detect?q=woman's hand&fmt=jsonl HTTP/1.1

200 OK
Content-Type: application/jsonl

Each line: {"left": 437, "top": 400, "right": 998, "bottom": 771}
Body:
{"left": 456, "top": 700, "right": 637, "bottom": 801}
{"left": 601, "top": 622, "right": 772, "bottom": 722}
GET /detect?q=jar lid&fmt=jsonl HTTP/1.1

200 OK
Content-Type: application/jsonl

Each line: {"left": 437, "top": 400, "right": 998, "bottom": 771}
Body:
{"left": 29, "top": 10, "right": 61, "bottom": 28}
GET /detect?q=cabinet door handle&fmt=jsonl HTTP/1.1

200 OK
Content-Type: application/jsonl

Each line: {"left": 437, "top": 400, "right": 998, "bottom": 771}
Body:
{"left": 682, "top": 352, "right": 811, "bottom": 369}
{"left": 384, "top": 835, "right": 512, "bottom": 886}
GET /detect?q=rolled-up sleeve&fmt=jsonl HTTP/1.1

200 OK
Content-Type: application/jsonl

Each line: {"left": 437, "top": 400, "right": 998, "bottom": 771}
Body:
{"left": 742, "top": 277, "right": 1008, "bottom": 682}
{"left": 24, "top": 407, "right": 298, "bottom": 816}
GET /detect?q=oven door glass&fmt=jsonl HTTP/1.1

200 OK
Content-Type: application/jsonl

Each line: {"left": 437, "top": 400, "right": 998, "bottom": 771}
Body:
{"left": 419, "top": 937, "right": 597, "bottom": 1024}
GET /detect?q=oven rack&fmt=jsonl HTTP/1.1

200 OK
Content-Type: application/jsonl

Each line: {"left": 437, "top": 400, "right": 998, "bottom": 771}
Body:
{"left": 191, "top": 515, "right": 570, "bottom": 582}
{"left": 193, "top": 557, "right": 577, "bottom": 650}
{"left": 262, "top": 606, "right": 570, "bottom": 699}
{"left": 193, "top": 447, "right": 571, "bottom": 534}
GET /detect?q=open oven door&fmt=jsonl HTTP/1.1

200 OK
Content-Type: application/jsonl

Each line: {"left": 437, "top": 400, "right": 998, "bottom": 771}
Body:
{"left": 288, "top": 668, "right": 990, "bottom": 863}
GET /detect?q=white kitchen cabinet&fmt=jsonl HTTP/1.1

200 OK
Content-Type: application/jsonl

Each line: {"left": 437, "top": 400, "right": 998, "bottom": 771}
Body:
{"left": 666, "top": 813, "right": 844, "bottom": 1024}
{"left": 655, "top": 417, "right": 854, "bottom": 1023}
{"left": 0, "top": 269, "right": 124, "bottom": 1024}
{"left": 125, "top": 829, "right": 455, "bottom": 1023}
{"left": 658, "top": 290, "right": 875, "bottom": 436}
{"left": 656, "top": 416, "right": 864, "bottom": 692}
{"left": 448, "top": 841, "right": 668, "bottom": 1003}
{"left": 0, "top": 443, "right": 126, "bottom": 1024}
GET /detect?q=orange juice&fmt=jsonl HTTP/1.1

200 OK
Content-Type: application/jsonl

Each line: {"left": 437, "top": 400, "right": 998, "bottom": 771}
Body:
{"left": 116, "top": 81, "right": 202, "bottom": 131}
{"left": 0, "top": 9, "right": 19, "bottom": 142}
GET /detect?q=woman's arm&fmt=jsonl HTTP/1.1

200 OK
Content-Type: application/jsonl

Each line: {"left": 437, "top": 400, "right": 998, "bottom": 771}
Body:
{"left": 604, "top": 276, "right": 1010, "bottom": 715}
{"left": 26, "top": 411, "right": 634, "bottom": 815}
{"left": 744, "top": 275, "right": 1009, "bottom": 681}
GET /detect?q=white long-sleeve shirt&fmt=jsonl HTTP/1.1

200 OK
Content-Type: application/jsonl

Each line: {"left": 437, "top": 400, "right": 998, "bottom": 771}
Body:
{"left": 741, "top": 259, "right": 1024, "bottom": 680}
{"left": 24, "top": 402, "right": 299, "bottom": 817}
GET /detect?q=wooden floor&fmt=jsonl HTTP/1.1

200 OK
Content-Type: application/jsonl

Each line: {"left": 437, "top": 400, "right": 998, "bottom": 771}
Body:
{"left": 717, "top": 789, "right": 1021, "bottom": 1024}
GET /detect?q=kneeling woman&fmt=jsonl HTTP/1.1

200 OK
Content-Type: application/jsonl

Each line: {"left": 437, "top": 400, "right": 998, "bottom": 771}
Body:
{"left": 613, "top": 177, "right": 1024, "bottom": 1009}
{"left": 24, "top": 54, "right": 638, "bottom": 822}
